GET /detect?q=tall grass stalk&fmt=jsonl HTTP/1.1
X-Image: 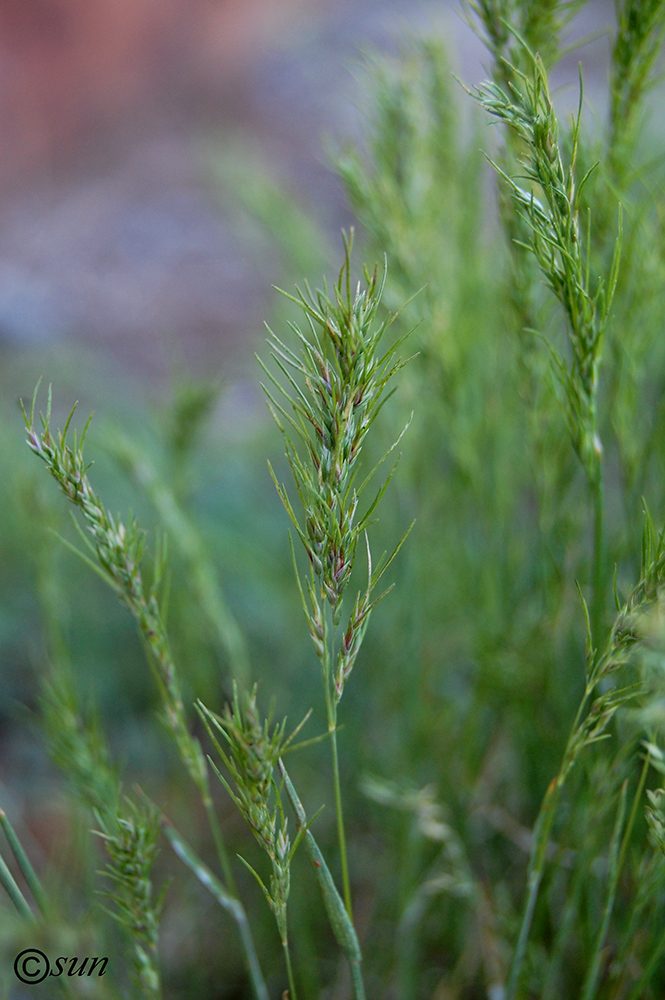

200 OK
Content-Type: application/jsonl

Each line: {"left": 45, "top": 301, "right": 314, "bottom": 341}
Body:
{"left": 475, "top": 52, "right": 621, "bottom": 647}
{"left": 279, "top": 761, "right": 366, "bottom": 1000}
{"left": 21, "top": 382, "right": 268, "bottom": 1000}
{"left": 506, "top": 507, "right": 665, "bottom": 998}
{"left": 40, "top": 672, "right": 165, "bottom": 997}
{"left": 198, "top": 688, "right": 302, "bottom": 1000}
{"left": 161, "top": 820, "right": 269, "bottom": 1000}
{"left": 0, "top": 847, "right": 34, "bottom": 922}
{"left": 107, "top": 430, "right": 251, "bottom": 685}
{"left": 0, "top": 808, "right": 46, "bottom": 917}
{"left": 262, "top": 232, "right": 412, "bottom": 917}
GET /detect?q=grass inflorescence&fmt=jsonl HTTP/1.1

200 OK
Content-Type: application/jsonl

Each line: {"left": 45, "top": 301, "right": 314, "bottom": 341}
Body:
{"left": 261, "top": 232, "right": 412, "bottom": 922}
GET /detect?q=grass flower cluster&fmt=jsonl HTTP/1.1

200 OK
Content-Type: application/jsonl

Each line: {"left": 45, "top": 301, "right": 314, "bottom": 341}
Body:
{"left": 12, "top": 241, "right": 409, "bottom": 999}
{"left": 475, "top": 60, "right": 621, "bottom": 482}
{"left": 262, "top": 233, "right": 412, "bottom": 920}
{"left": 22, "top": 385, "right": 208, "bottom": 797}
{"left": 96, "top": 800, "right": 163, "bottom": 1000}
{"left": 198, "top": 689, "right": 301, "bottom": 997}
{"left": 262, "top": 232, "right": 411, "bottom": 697}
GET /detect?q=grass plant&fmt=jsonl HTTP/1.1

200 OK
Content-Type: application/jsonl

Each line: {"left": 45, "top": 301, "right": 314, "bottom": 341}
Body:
{"left": 3, "top": 1, "right": 665, "bottom": 998}
{"left": 13, "top": 239, "right": 412, "bottom": 998}
{"left": 260, "top": 231, "right": 412, "bottom": 922}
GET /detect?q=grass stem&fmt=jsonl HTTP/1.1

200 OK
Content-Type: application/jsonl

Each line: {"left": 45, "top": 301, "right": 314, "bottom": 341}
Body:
{"left": 506, "top": 687, "right": 593, "bottom": 999}
{"left": 203, "top": 794, "right": 237, "bottom": 897}
{"left": 283, "top": 940, "right": 298, "bottom": 1000}
{"left": 590, "top": 463, "right": 605, "bottom": 650}
{"left": 0, "top": 849, "right": 34, "bottom": 922}
{"left": 280, "top": 761, "right": 366, "bottom": 999}
{"left": 350, "top": 960, "right": 367, "bottom": 1000}
{"left": 581, "top": 781, "right": 627, "bottom": 1000}
{"left": 163, "top": 819, "right": 269, "bottom": 1000}
{"left": 331, "top": 721, "right": 352, "bottom": 917}
{"left": 0, "top": 809, "right": 46, "bottom": 916}
{"left": 506, "top": 774, "right": 563, "bottom": 1000}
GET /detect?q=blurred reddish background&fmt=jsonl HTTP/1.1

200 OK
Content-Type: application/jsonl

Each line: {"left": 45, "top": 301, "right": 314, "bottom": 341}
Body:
{"left": 0, "top": 0, "right": 311, "bottom": 184}
{"left": 0, "top": 0, "right": 371, "bottom": 376}
{"left": 0, "top": 0, "right": 330, "bottom": 376}
{"left": 0, "top": 0, "right": 609, "bottom": 377}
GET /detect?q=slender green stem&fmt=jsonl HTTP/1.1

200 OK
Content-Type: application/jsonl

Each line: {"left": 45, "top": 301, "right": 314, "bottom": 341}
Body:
{"left": 0, "top": 809, "right": 46, "bottom": 915}
{"left": 516, "top": 442, "right": 603, "bottom": 996}
{"left": 236, "top": 912, "right": 270, "bottom": 1000}
{"left": 506, "top": 775, "right": 563, "bottom": 1000}
{"left": 0, "top": 849, "right": 34, "bottom": 922}
{"left": 279, "top": 762, "right": 366, "bottom": 1000}
{"left": 330, "top": 721, "right": 352, "bottom": 917}
{"left": 350, "top": 960, "right": 367, "bottom": 1000}
{"left": 590, "top": 462, "right": 604, "bottom": 650}
{"left": 203, "top": 793, "right": 237, "bottom": 896}
{"left": 283, "top": 940, "right": 298, "bottom": 1000}
{"left": 506, "top": 692, "right": 589, "bottom": 1000}
{"left": 541, "top": 855, "right": 586, "bottom": 1000}
{"left": 581, "top": 782, "right": 627, "bottom": 1000}
{"left": 322, "top": 601, "right": 352, "bottom": 918}
{"left": 113, "top": 440, "right": 250, "bottom": 684}
{"left": 163, "top": 819, "right": 269, "bottom": 1000}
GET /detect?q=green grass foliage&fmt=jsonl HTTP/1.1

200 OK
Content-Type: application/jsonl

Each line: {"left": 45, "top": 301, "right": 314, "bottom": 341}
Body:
{"left": 3, "top": 2, "right": 665, "bottom": 998}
